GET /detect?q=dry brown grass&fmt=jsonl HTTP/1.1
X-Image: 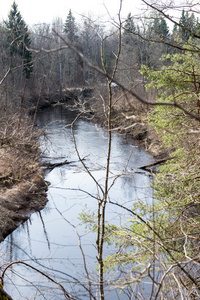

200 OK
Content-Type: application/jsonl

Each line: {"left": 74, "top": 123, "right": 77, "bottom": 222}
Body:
{"left": 86, "top": 84, "right": 163, "bottom": 156}
{"left": 0, "top": 108, "right": 48, "bottom": 241}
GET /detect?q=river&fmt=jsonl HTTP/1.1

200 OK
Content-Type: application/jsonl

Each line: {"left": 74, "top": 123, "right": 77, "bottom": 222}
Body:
{"left": 0, "top": 106, "right": 155, "bottom": 299}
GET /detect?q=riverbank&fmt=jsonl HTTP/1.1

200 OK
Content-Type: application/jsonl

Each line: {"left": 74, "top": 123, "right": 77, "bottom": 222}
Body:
{"left": 29, "top": 87, "right": 165, "bottom": 158}
{"left": 0, "top": 111, "right": 48, "bottom": 242}
{"left": 0, "top": 87, "right": 165, "bottom": 242}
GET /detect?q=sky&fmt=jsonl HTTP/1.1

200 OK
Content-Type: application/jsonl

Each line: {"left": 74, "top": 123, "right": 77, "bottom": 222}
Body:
{"left": 0, "top": 0, "right": 144, "bottom": 26}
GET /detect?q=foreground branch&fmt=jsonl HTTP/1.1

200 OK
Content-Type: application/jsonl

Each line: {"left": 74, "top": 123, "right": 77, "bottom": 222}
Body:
{"left": 48, "top": 31, "right": 200, "bottom": 122}
{"left": 1, "top": 261, "right": 71, "bottom": 299}
{"left": 0, "top": 285, "right": 13, "bottom": 300}
{"left": 108, "top": 200, "right": 200, "bottom": 290}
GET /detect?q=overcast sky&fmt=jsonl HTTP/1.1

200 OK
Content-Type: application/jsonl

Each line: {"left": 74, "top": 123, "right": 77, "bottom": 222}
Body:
{"left": 0, "top": 0, "right": 144, "bottom": 26}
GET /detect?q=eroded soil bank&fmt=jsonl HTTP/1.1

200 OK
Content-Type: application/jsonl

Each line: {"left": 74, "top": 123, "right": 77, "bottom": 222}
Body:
{"left": 0, "top": 111, "right": 48, "bottom": 242}
{"left": 0, "top": 87, "right": 165, "bottom": 242}
{"left": 30, "top": 87, "right": 165, "bottom": 158}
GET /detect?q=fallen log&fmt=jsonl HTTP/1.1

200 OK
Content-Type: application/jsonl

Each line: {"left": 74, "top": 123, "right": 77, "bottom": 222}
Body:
{"left": 42, "top": 160, "right": 71, "bottom": 170}
{"left": 42, "top": 158, "right": 86, "bottom": 171}
{"left": 139, "top": 157, "right": 174, "bottom": 172}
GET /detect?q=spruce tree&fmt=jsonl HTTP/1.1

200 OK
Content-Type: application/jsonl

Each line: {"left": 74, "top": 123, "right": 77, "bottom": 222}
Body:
{"left": 180, "top": 10, "right": 189, "bottom": 40}
{"left": 179, "top": 10, "right": 197, "bottom": 40}
{"left": 124, "top": 13, "right": 136, "bottom": 34}
{"left": 64, "top": 9, "right": 78, "bottom": 43}
{"left": 5, "top": 1, "right": 33, "bottom": 79}
{"left": 153, "top": 14, "right": 169, "bottom": 39}
{"left": 123, "top": 13, "right": 137, "bottom": 47}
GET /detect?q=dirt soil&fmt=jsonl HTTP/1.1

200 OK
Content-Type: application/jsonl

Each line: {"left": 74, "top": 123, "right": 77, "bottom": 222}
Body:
{"left": 0, "top": 112, "right": 49, "bottom": 243}
{"left": 0, "top": 153, "right": 48, "bottom": 242}
{"left": 0, "top": 88, "right": 166, "bottom": 243}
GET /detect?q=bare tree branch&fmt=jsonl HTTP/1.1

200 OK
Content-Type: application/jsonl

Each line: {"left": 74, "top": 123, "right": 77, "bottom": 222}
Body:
{"left": 39, "top": 30, "right": 200, "bottom": 122}
{"left": 142, "top": 0, "right": 200, "bottom": 39}
{"left": 1, "top": 261, "right": 72, "bottom": 299}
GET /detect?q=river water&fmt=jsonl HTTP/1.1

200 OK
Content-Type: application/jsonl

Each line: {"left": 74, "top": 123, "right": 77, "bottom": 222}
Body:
{"left": 0, "top": 106, "right": 155, "bottom": 299}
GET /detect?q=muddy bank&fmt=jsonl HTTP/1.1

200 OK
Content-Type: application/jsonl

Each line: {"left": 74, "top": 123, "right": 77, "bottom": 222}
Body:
{"left": 29, "top": 87, "right": 165, "bottom": 158}
{"left": 0, "top": 88, "right": 166, "bottom": 242}
{"left": 0, "top": 169, "right": 48, "bottom": 242}
{"left": 0, "top": 112, "right": 49, "bottom": 242}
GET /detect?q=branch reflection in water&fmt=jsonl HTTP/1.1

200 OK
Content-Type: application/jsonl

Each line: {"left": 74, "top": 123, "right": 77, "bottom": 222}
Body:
{"left": 0, "top": 106, "right": 154, "bottom": 299}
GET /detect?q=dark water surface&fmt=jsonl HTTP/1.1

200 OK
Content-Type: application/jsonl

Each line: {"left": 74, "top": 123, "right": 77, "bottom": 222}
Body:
{"left": 0, "top": 106, "right": 155, "bottom": 299}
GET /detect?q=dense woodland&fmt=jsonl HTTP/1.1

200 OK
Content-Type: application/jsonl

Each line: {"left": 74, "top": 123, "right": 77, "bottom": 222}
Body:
{"left": 2, "top": 1, "right": 200, "bottom": 104}
{"left": 0, "top": 0, "right": 200, "bottom": 299}
{"left": 0, "top": 2, "right": 200, "bottom": 99}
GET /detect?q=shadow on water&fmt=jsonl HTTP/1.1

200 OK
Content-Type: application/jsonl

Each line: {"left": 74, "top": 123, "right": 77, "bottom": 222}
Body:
{"left": 0, "top": 106, "right": 155, "bottom": 299}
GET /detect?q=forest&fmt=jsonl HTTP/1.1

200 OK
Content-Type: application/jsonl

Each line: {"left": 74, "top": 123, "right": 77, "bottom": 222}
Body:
{"left": 0, "top": 0, "right": 200, "bottom": 299}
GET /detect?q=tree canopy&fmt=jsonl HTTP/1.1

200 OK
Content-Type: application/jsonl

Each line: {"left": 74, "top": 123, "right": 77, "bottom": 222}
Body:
{"left": 64, "top": 9, "right": 78, "bottom": 43}
{"left": 5, "top": 1, "right": 33, "bottom": 79}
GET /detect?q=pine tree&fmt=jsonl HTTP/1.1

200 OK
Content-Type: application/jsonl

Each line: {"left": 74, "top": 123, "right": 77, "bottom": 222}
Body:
{"left": 195, "top": 18, "right": 200, "bottom": 36}
{"left": 153, "top": 14, "right": 169, "bottom": 39}
{"left": 172, "top": 23, "right": 178, "bottom": 35}
{"left": 124, "top": 13, "right": 136, "bottom": 34}
{"left": 179, "top": 10, "right": 197, "bottom": 40}
{"left": 180, "top": 10, "right": 189, "bottom": 40}
{"left": 64, "top": 9, "right": 78, "bottom": 43}
{"left": 5, "top": 1, "right": 33, "bottom": 79}
{"left": 123, "top": 13, "right": 137, "bottom": 47}
{"left": 140, "top": 46, "right": 200, "bottom": 248}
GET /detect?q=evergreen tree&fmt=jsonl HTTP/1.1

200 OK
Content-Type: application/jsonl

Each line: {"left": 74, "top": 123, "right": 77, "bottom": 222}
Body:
{"left": 124, "top": 13, "right": 135, "bottom": 34}
{"left": 179, "top": 10, "right": 197, "bottom": 40}
{"left": 153, "top": 14, "right": 169, "bottom": 39}
{"left": 123, "top": 13, "right": 138, "bottom": 48}
{"left": 172, "top": 23, "right": 178, "bottom": 35}
{"left": 64, "top": 9, "right": 78, "bottom": 43}
{"left": 103, "top": 41, "right": 200, "bottom": 295}
{"left": 5, "top": 1, "right": 33, "bottom": 79}
{"left": 195, "top": 18, "right": 200, "bottom": 36}
{"left": 180, "top": 10, "right": 189, "bottom": 40}
{"left": 140, "top": 46, "right": 200, "bottom": 256}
